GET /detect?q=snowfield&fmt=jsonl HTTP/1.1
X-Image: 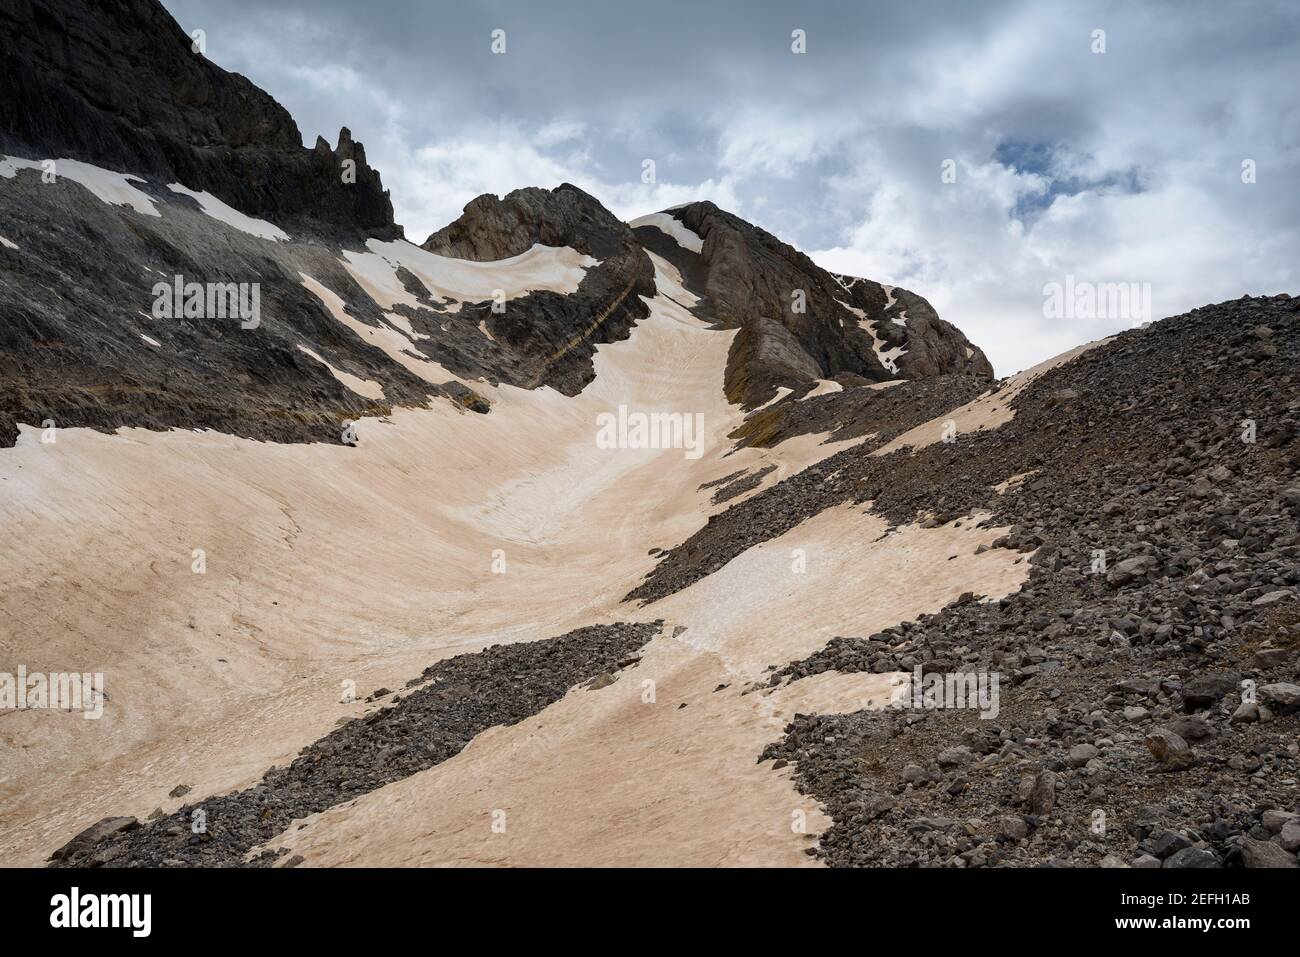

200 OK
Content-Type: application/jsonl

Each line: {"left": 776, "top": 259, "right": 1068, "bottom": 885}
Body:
{"left": 0, "top": 252, "right": 1030, "bottom": 867}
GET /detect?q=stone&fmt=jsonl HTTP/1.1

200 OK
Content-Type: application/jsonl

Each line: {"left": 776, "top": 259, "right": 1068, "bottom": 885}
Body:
{"left": 1280, "top": 821, "right": 1300, "bottom": 853}
{"left": 1240, "top": 838, "right": 1299, "bottom": 868}
{"left": 1230, "top": 700, "right": 1260, "bottom": 724}
{"left": 1258, "top": 683, "right": 1300, "bottom": 714}
{"left": 1253, "top": 648, "right": 1291, "bottom": 669}
{"left": 1169, "top": 715, "right": 1215, "bottom": 741}
{"left": 1181, "top": 672, "right": 1239, "bottom": 710}
{"left": 1107, "top": 555, "right": 1159, "bottom": 587}
{"left": 47, "top": 816, "right": 140, "bottom": 862}
{"left": 937, "top": 745, "right": 975, "bottom": 767}
{"left": 999, "top": 816, "right": 1029, "bottom": 841}
{"left": 1261, "top": 810, "right": 1298, "bottom": 834}
{"left": 1144, "top": 729, "right": 1195, "bottom": 770}
{"left": 1030, "top": 770, "right": 1057, "bottom": 817}
{"left": 1068, "top": 743, "right": 1100, "bottom": 767}
{"left": 1163, "top": 847, "right": 1219, "bottom": 868}
{"left": 1252, "top": 589, "right": 1294, "bottom": 606}
{"left": 1151, "top": 830, "right": 1192, "bottom": 858}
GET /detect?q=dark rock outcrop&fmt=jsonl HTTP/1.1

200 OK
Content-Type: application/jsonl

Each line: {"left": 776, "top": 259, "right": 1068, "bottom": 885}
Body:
{"left": 421, "top": 184, "right": 656, "bottom": 395}
{"left": 0, "top": 0, "right": 399, "bottom": 240}
{"left": 423, "top": 184, "right": 631, "bottom": 262}
{"left": 636, "top": 202, "right": 992, "bottom": 407}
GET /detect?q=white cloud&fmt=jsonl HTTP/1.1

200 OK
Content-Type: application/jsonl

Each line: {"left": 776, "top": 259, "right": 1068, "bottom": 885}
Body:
{"left": 371, "top": 124, "right": 742, "bottom": 243}
{"left": 163, "top": 0, "right": 1300, "bottom": 375}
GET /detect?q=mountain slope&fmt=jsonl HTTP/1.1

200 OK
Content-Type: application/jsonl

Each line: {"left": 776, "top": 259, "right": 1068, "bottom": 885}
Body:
{"left": 3, "top": 0, "right": 1297, "bottom": 872}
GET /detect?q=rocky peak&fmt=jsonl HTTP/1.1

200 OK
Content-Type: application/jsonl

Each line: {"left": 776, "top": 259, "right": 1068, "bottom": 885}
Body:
{"left": 421, "top": 183, "right": 639, "bottom": 262}
{"left": 637, "top": 202, "right": 993, "bottom": 406}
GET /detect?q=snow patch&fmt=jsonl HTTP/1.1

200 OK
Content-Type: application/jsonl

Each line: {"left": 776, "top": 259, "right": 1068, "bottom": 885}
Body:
{"left": 139, "top": 334, "right": 161, "bottom": 347}
{"left": 873, "top": 337, "right": 1115, "bottom": 456}
{"left": 301, "top": 273, "right": 469, "bottom": 387}
{"left": 1, "top": 155, "right": 159, "bottom": 216}
{"left": 341, "top": 240, "right": 596, "bottom": 315}
{"left": 297, "top": 345, "right": 386, "bottom": 400}
{"left": 838, "top": 299, "right": 907, "bottom": 375}
{"left": 751, "top": 386, "right": 792, "bottom": 412}
{"left": 800, "top": 380, "right": 843, "bottom": 400}
{"left": 383, "top": 312, "right": 429, "bottom": 341}
{"left": 629, "top": 212, "right": 704, "bottom": 253}
{"left": 167, "top": 183, "right": 289, "bottom": 242}
{"left": 0, "top": 236, "right": 16, "bottom": 250}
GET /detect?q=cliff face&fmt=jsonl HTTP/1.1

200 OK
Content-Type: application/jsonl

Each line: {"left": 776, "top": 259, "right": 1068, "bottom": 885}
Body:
{"left": 420, "top": 184, "right": 658, "bottom": 394}
{"left": 636, "top": 202, "right": 993, "bottom": 407}
{"left": 0, "top": 0, "right": 399, "bottom": 239}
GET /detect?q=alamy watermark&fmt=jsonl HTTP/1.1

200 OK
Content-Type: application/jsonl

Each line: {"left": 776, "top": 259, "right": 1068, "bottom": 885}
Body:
{"left": 889, "top": 667, "right": 1000, "bottom": 719}
{"left": 50, "top": 887, "right": 150, "bottom": 937}
{"left": 1043, "top": 275, "right": 1151, "bottom": 323}
{"left": 596, "top": 404, "right": 705, "bottom": 459}
{"left": 151, "top": 275, "right": 260, "bottom": 329}
{"left": 1, "top": 666, "right": 104, "bottom": 719}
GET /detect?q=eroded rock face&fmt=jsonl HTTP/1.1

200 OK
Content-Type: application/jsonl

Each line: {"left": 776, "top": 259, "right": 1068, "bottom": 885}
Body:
{"left": 422, "top": 185, "right": 634, "bottom": 262}
{"left": 0, "top": 0, "right": 398, "bottom": 239}
{"left": 422, "top": 184, "right": 657, "bottom": 396}
{"left": 660, "top": 202, "right": 992, "bottom": 406}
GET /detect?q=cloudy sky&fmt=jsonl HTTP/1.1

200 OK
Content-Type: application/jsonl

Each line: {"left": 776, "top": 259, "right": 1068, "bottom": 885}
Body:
{"left": 162, "top": 0, "right": 1299, "bottom": 374}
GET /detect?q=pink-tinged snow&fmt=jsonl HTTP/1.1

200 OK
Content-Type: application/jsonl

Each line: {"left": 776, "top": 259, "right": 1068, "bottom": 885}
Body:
{"left": 1, "top": 155, "right": 159, "bottom": 216}
{"left": 799, "top": 379, "right": 844, "bottom": 400}
{"left": 297, "top": 344, "right": 386, "bottom": 400}
{"left": 341, "top": 239, "right": 597, "bottom": 314}
{"left": 0, "top": 250, "right": 1040, "bottom": 868}
{"left": 629, "top": 212, "right": 705, "bottom": 253}
{"left": 167, "top": 183, "right": 290, "bottom": 242}
{"left": 301, "top": 273, "right": 467, "bottom": 388}
{"left": 751, "top": 386, "right": 793, "bottom": 411}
